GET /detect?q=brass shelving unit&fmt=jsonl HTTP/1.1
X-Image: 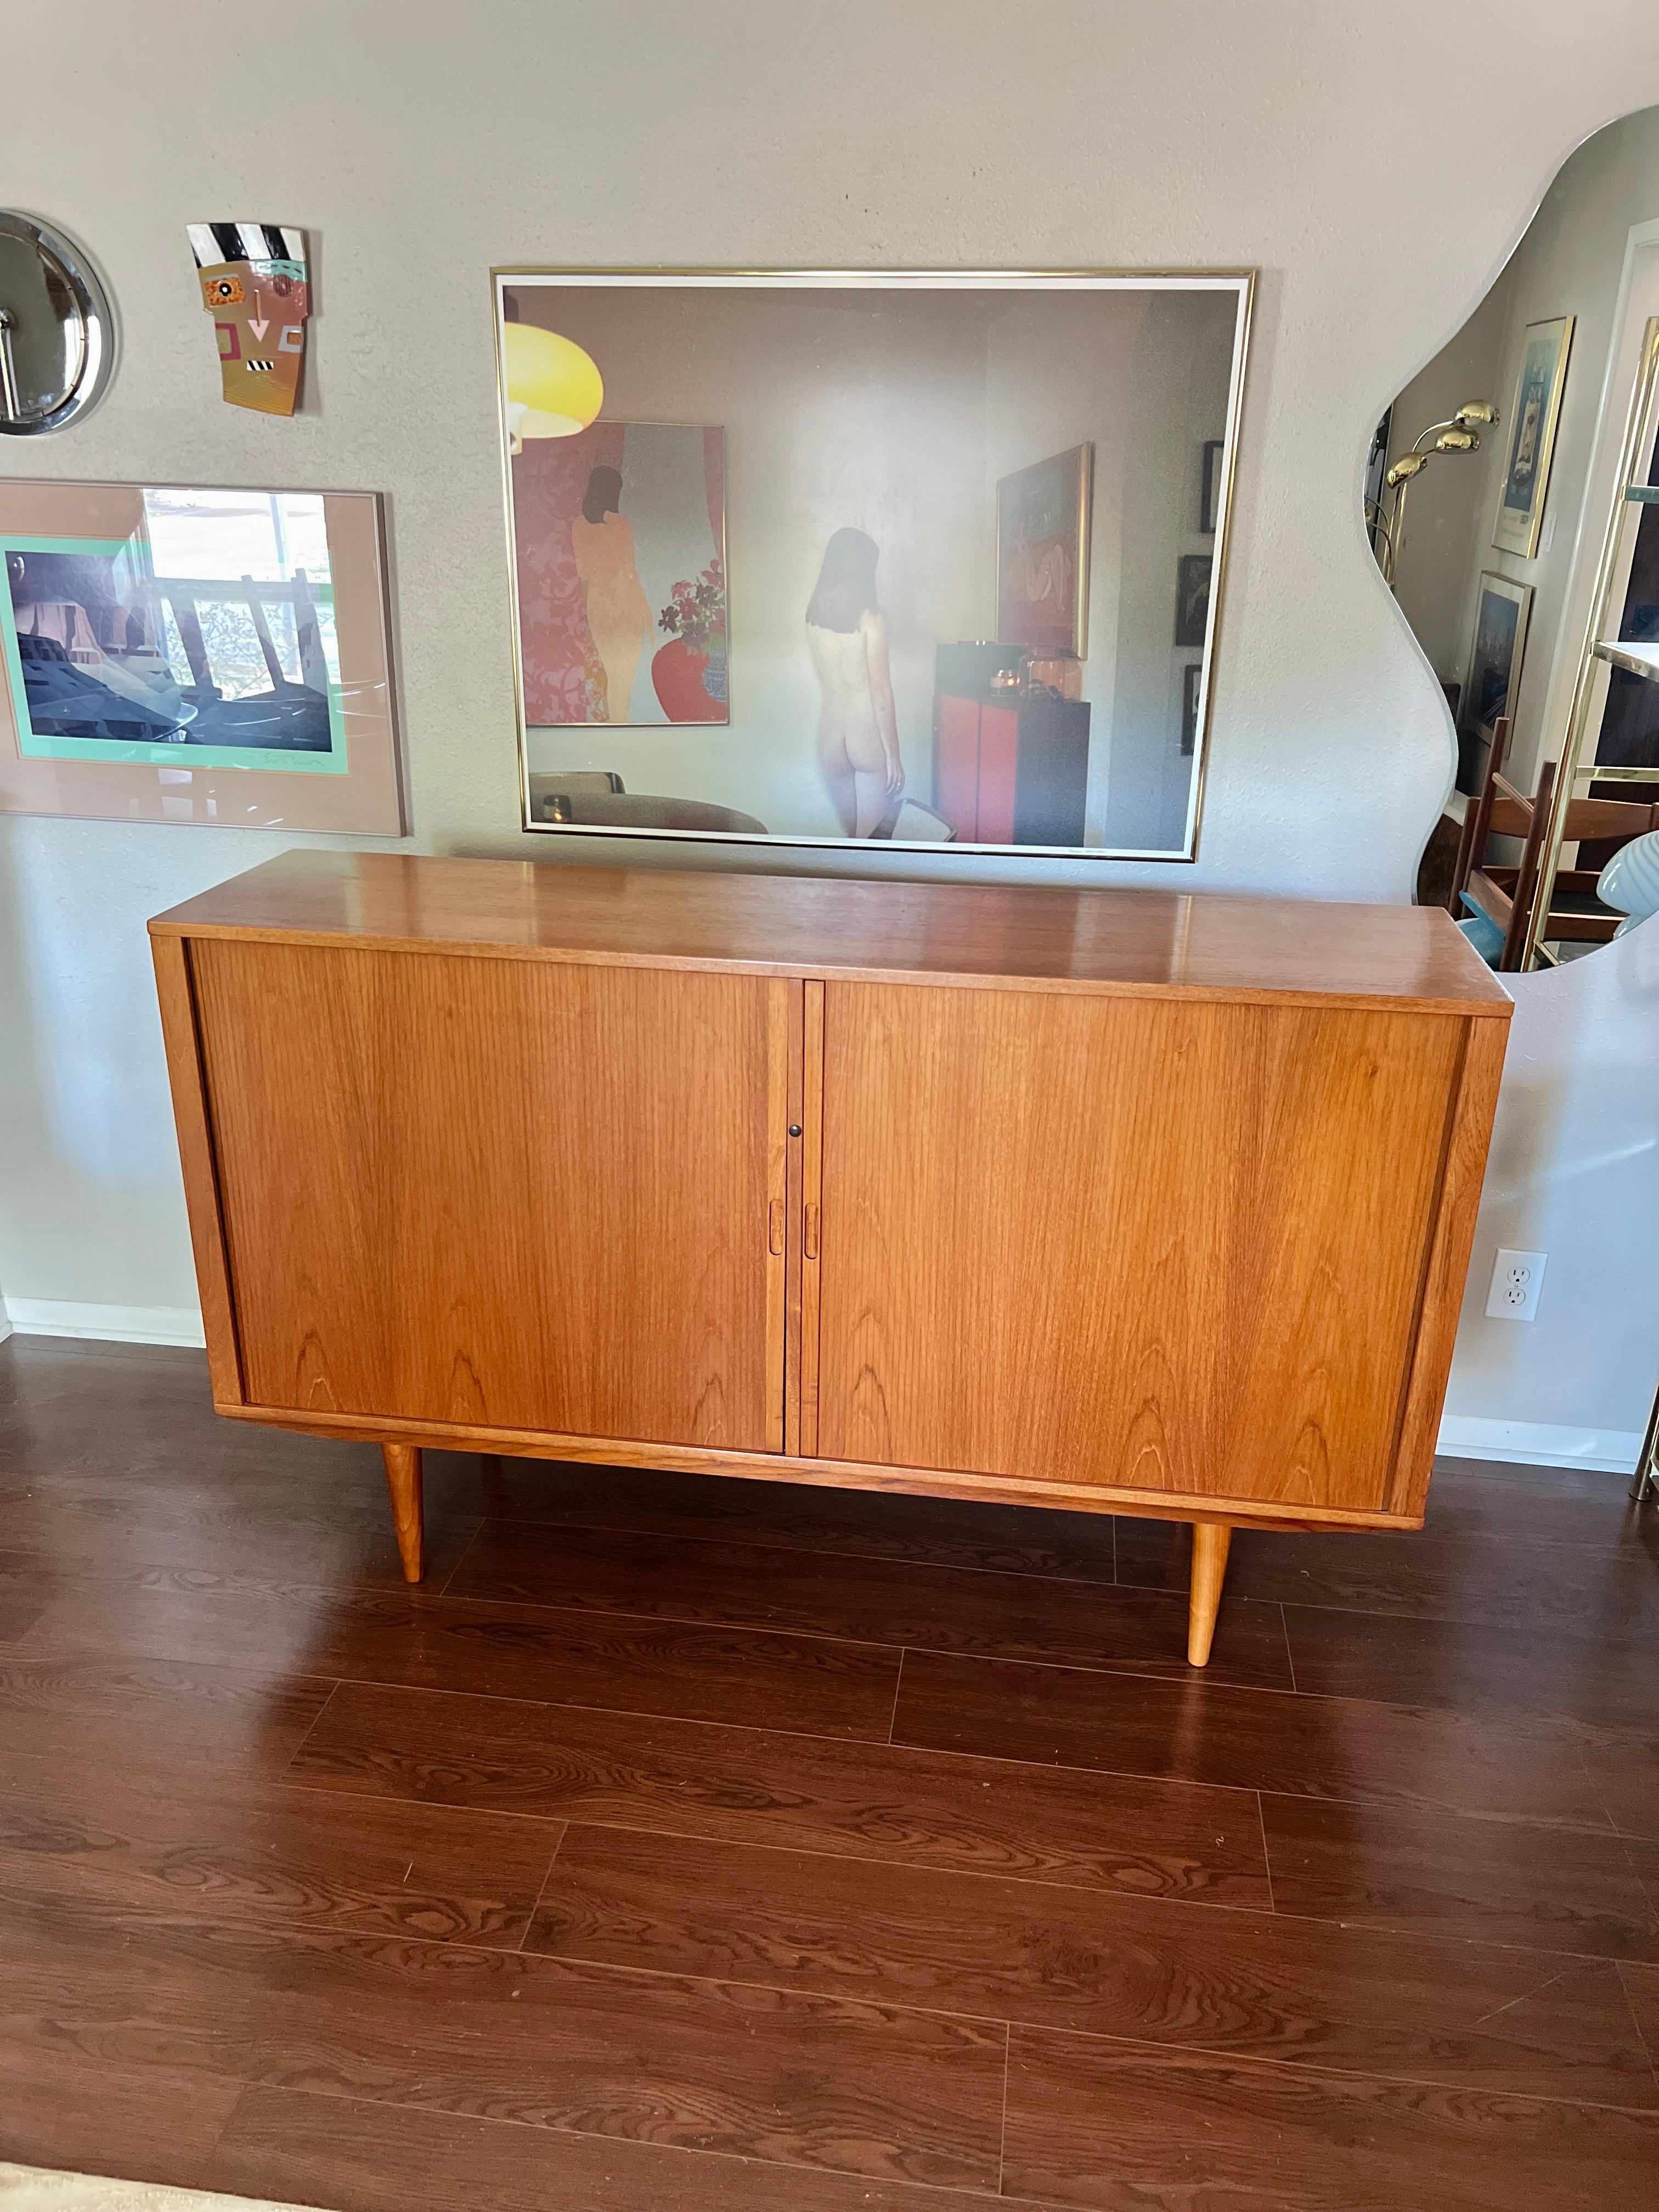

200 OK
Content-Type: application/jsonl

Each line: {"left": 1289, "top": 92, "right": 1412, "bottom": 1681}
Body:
{"left": 1523, "top": 318, "right": 1659, "bottom": 968}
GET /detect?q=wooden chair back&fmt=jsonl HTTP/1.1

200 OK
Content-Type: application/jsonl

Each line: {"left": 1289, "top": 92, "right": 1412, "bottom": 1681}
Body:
{"left": 1448, "top": 716, "right": 1510, "bottom": 915}
{"left": 1499, "top": 757, "right": 1556, "bottom": 970}
{"left": 1447, "top": 716, "right": 1659, "bottom": 969}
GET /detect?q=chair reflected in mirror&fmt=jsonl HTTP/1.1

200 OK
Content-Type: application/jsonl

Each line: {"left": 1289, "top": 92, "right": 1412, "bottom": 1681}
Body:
{"left": 532, "top": 771, "right": 768, "bottom": 834}
{"left": 1449, "top": 715, "right": 1659, "bottom": 968}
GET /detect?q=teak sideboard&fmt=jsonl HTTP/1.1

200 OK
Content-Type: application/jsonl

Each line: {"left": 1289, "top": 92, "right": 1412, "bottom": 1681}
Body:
{"left": 149, "top": 854, "right": 1512, "bottom": 1666}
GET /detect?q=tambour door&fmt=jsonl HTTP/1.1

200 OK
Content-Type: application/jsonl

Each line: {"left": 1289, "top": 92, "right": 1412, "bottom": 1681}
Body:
{"left": 812, "top": 980, "right": 1469, "bottom": 1513}
{"left": 190, "top": 940, "right": 790, "bottom": 1450}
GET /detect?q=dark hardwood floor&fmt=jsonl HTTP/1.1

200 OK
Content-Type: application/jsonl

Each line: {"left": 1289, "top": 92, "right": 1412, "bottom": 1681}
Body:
{"left": 1, "top": 1336, "right": 1656, "bottom": 2212}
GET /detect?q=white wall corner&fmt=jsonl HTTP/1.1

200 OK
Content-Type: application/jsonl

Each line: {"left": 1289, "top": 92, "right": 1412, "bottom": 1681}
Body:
{"left": 1437, "top": 1413, "right": 1641, "bottom": 1475}
{"left": 2, "top": 1299, "right": 206, "bottom": 1348}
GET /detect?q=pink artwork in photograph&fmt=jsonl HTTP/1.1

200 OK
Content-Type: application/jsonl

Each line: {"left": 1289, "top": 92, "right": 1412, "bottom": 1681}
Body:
{"left": 511, "top": 422, "right": 727, "bottom": 726}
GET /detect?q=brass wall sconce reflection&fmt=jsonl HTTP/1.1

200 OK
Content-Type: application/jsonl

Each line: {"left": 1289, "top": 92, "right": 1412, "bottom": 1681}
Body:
{"left": 1368, "top": 402, "right": 1499, "bottom": 589}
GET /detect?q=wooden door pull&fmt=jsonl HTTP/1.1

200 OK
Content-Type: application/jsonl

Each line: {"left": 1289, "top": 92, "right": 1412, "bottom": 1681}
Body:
{"left": 768, "top": 1199, "right": 785, "bottom": 1256}
{"left": 804, "top": 1203, "right": 820, "bottom": 1260}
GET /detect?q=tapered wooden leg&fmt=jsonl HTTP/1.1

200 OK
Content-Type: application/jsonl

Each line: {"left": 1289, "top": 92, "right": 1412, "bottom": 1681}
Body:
{"left": 1187, "top": 1518, "right": 1232, "bottom": 1667}
{"left": 381, "top": 1443, "right": 424, "bottom": 1584}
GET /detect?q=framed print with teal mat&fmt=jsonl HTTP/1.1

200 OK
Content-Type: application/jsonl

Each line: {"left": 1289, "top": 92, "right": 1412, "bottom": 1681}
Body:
{"left": 0, "top": 482, "right": 403, "bottom": 831}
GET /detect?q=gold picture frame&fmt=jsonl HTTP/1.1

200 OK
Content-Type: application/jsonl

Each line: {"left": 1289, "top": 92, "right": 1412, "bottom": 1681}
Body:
{"left": 1493, "top": 315, "right": 1575, "bottom": 560}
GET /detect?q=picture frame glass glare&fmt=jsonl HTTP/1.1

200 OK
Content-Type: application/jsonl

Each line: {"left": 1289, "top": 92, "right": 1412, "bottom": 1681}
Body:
{"left": 498, "top": 271, "right": 1252, "bottom": 862}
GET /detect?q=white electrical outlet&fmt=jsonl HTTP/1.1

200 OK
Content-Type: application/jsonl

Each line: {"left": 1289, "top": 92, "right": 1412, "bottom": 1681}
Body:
{"left": 1485, "top": 1248, "right": 1547, "bottom": 1321}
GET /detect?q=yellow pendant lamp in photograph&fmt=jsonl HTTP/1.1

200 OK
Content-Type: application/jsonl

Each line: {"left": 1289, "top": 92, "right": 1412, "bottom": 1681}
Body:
{"left": 503, "top": 324, "right": 603, "bottom": 450}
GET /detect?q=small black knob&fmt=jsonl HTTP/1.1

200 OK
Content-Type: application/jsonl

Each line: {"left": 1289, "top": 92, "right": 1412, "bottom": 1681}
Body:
{"left": 788, "top": 1124, "right": 802, "bottom": 1138}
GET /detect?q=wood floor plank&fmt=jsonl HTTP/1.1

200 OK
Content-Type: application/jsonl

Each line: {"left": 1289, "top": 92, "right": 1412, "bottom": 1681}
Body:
{"left": 0, "top": 1561, "right": 50, "bottom": 1645}
{"left": 0, "top": 1653, "right": 334, "bottom": 1781}
{"left": 289, "top": 1677, "right": 1272, "bottom": 1905}
{"left": 464, "top": 1454, "right": 1123, "bottom": 1582}
{"left": 445, "top": 1520, "right": 1291, "bottom": 1688}
{"left": 0, "top": 2045, "right": 243, "bottom": 2193}
{"left": 890, "top": 1649, "right": 1616, "bottom": 1826}
{"left": 1115, "top": 1514, "right": 1659, "bottom": 1637}
{"left": 4, "top": 1336, "right": 1653, "bottom": 2211}
{"left": 0, "top": 1343, "right": 479, "bottom": 1520}
{"left": 206, "top": 2084, "right": 1036, "bottom": 2212}
{"left": 1423, "top": 1455, "right": 1659, "bottom": 1550}
{"left": 1001, "top": 2026, "right": 1659, "bottom": 2212}
{"left": 1283, "top": 1602, "right": 1659, "bottom": 1734}
{"left": 1260, "top": 1792, "right": 1659, "bottom": 1961}
{"left": 1575, "top": 1726, "right": 1659, "bottom": 1840}
{"left": 0, "top": 1898, "right": 1008, "bottom": 2191}
{"left": 0, "top": 1769, "right": 562, "bottom": 1948}
{"left": 524, "top": 1821, "right": 1658, "bottom": 2106}
{"left": 0, "top": 1497, "right": 483, "bottom": 1592}
{"left": 18, "top": 1575, "right": 902, "bottom": 1740}
{"left": 1618, "top": 1960, "right": 1659, "bottom": 2078}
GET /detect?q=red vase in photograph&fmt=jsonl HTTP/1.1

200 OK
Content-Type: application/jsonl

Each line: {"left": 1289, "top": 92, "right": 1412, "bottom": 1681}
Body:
{"left": 651, "top": 638, "right": 717, "bottom": 722}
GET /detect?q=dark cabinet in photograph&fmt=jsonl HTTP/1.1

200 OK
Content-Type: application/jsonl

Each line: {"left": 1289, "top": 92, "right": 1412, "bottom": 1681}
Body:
{"left": 935, "top": 690, "right": 1091, "bottom": 847}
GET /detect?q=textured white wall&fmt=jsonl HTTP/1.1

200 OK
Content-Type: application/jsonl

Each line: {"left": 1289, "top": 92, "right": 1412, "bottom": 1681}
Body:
{"left": 1443, "top": 916, "right": 1659, "bottom": 1457}
{"left": 1, "top": 0, "right": 1657, "bottom": 1449}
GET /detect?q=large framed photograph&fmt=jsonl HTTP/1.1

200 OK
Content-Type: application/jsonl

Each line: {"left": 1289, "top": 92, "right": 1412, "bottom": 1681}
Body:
{"left": 1493, "top": 316, "right": 1574, "bottom": 559}
{"left": 496, "top": 269, "right": 1253, "bottom": 862}
{"left": 0, "top": 480, "right": 403, "bottom": 832}
{"left": 1457, "top": 570, "right": 1533, "bottom": 793}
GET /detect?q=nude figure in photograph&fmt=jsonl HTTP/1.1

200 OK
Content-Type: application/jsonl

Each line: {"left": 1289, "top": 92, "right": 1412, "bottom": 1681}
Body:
{"left": 805, "top": 527, "right": 904, "bottom": 837}
{"left": 571, "top": 464, "right": 652, "bottom": 720}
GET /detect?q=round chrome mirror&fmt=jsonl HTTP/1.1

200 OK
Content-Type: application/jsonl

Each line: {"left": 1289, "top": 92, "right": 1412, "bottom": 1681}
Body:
{"left": 0, "top": 212, "right": 115, "bottom": 435}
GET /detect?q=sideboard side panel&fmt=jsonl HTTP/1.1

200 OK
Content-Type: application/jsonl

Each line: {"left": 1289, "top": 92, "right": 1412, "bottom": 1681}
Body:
{"left": 1386, "top": 1011, "right": 1511, "bottom": 1519}
{"left": 191, "top": 940, "right": 788, "bottom": 1451}
{"left": 815, "top": 980, "right": 1467, "bottom": 1513}
{"left": 149, "top": 930, "right": 244, "bottom": 1407}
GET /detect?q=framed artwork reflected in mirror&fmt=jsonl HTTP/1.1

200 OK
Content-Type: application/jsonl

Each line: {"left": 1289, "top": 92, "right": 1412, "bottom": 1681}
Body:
{"left": 495, "top": 269, "right": 1254, "bottom": 862}
{"left": 1493, "top": 315, "right": 1574, "bottom": 561}
{"left": 1457, "top": 572, "right": 1533, "bottom": 795}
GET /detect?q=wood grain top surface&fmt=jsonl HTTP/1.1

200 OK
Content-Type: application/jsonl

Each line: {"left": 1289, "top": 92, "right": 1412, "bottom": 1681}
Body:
{"left": 150, "top": 851, "right": 1514, "bottom": 1013}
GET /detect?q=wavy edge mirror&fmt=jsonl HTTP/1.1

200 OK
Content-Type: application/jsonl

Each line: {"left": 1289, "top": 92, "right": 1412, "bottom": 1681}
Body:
{"left": 1376, "top": 124, "right": 1659, "bottom": 975}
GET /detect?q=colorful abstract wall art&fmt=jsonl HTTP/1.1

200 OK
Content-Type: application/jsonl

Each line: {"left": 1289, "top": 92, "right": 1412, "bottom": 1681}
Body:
{"left": 188, "top": 223, "right": 311, "bottom": 417}
{"left": 509, "top": 417, "right": 729, "bottom": 727}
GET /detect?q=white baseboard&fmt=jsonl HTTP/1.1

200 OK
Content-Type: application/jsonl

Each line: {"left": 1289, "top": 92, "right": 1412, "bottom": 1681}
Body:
{"left": 1437, "top": 1413, "right": 1641, "bottom": 1475}
{"left": 2, "top": 1299, "right": 206, "bottom": 1348}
